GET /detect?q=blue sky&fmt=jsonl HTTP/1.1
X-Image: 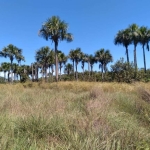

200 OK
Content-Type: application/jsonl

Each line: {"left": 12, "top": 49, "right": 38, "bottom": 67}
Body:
{"left": 0, "top": 0, "right": 150, "bottom": 72}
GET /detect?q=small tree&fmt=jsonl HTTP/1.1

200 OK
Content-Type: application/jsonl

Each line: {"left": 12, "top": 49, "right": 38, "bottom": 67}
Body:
{"left": 35, "top": 46, "right": 52, "bottom": 82}
{"left": 64, "top": 63, "right": 73, "bottom": 75}
{"left": 74, "top": 48, "right": 82, "bottom": 81}
{"left": 95, "top": 49, "right": 113, "bottom": 81}
{"left": 111, "top": 58, "right": 135, "bottom": 83}
{"left": 58, "top": 51, "right": 67, "bottom": 81}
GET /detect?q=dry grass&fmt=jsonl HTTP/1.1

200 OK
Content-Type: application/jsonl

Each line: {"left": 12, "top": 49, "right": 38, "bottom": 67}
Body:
{"left": 0, "top": 81, "right": 150, "bottom": 149}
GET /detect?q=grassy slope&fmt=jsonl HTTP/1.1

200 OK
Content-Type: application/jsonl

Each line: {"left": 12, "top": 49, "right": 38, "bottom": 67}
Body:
{"left": 0, "top": 82, "right": 150, "bottom": 149}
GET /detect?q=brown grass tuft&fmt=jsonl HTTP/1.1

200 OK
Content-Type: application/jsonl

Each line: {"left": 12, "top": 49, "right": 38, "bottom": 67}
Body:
{"left": 137, "top": 88, "right": 150, "bottom": 103}
{"left": 90, "top": 86, "right": 104, "bottom": 99}
{"left": 87, "top": 87, "right": 112, "bottom": 134}
{"left": 88, "top": 86, "right": 111, "bottom": 116}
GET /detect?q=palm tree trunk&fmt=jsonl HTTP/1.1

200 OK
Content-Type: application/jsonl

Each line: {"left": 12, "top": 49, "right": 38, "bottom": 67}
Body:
{"left": 73, "top": 60, "right": 75, "bottom": 80}
{"left": 4, "top": 72, "right": 6, "bottom": 82}
{"left": 90, "top": 65, "right": 92, "bottom": 76}
{"left": 49, "top": 66, "right": 51, "bottom": 81}
{"left": 88, "top": 62, "right": 90, "bottom": 78}
{"left": 45, "top": 64, "right": 47, "bottom": 82}
{"left": 36, "top": 66, "right": 39, "bottom": 81}
{"left": 59, "top": 63, "right": 61, "bottom": 81}
{"left": 48, "top": 66, "right": 50, "bottom": 73}
{"left": 125, "top": 46, "right": 129, "bottom": 64}
{"left": 13, "top": 72, "right": 16, "bottom": 81}
{"left": 8, "top": 72, "right": 10, "bottom": 82}
{"left": 54, "top": 42, "right": 58, "bottom": 82}
{"left": 51, "top": 65, "right": 53, "bottom": 82}
{"left": 42, "top": 65, "right": 44, "bottom": 81}
{"left": 11, "top": 61, "right": 13, "bottom": 83}
{"left": 76, "top": 62, "right": 78, "bottom": 81}
{"left": 35, "top": 64, "right": 37, "bottom": 81}
{"left": 17, "top": 74, "right": 18, "bottom": 81}
{"left": 45, "top": 67, "right": 47, "bottom": 82}
{"left": 91, "top": 65, "right": 93, "bottom": 77}
{"left": 134, "top": 44, "right": 137, "bottom": 70}
{"left": 60, "top": 65, "right": 62, "bottom": 81}
{"left": 20, "top": 75, "right": 21, "bottom": 81}
{"left": 32, "top": 63, "right": 34, "bottom": 81}
{"left": 101, "top": 64, "right": 104, "bottom": 81}
{"left": 142, "top": 45, "right": 146, "bottom": 73}
{"left": 82, "top": 67, "right": 84, "bottom": 81}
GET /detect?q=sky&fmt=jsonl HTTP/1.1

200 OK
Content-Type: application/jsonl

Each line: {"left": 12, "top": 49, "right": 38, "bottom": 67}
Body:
{"left": 0, "top": 0, "right": 150, "bottom": 73}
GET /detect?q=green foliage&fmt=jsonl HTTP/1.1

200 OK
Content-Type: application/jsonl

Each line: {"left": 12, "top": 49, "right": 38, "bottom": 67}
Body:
{"left": 0, "top": 77, "right": 5, "bottom": 83}
{"left": 111, "top": 58, "right": 135, "bottom": 83}
{"left": 20, "top": 73, "right": 29, "bottom": 83}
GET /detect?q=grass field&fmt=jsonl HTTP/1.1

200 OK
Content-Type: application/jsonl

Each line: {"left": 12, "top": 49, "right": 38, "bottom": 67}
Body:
{"left": 0, "top": 81, "right": 150, "bottom": 149}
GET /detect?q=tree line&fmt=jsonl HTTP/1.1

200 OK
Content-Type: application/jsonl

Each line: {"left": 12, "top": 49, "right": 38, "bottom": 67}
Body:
{"left": 0, "top": 44, "right": 113, "bottom": 82}
{"left": 115, "top": 24, "right": 150, "bottom": 73}
{"left": 0, "top": 16, "right": 150, "bottom": 83}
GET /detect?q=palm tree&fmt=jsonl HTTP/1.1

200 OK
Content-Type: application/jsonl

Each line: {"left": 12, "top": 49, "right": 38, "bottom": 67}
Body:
{"left": 17, "top": 65, "right": 30, "bottom": 82}
{"left": 83, "top": 54, "right": 91, "bottom": 78}
{"left": 1, "top": 62, "right": 10, "bottom": 82}
{"left": 39, "top": 16, "right": 73, "bottom": 82}
{"left": 1, "top": 44, "right": 24, "bottom": 83}
{"left": 35, "top": 46, "right": 52, "bottom": 82}
{"left": 114, "top": 29, "right": 131, "bottom": 64}
{"left": 64, "top": 63, "right": 73, "bottom": 75}
{"left": 69, "top": 49, "right": 76, "bottom": 79}
{"left": 58, "top": 51, "right": 67, "bottom": 81}
{"left": 88, "top": 54, "right": 96, "bottom": 76}
{"left": 80, "top": 53, "right": 87, "bottom": 79}
{"left": 31, "top": 63, "right": 39, "bottom": 81}
{"left": 31, "top": 63, "right": 34, "bottom": 81}
{"left": 12, "top": 63, "right": 19, "bottom": 81}
{"left": 103, "top": 50, "right": 113, "bottom": 73}
{"left": 95, "top": 49, "right": 113, "bottom": 81}
{"left": 15, "top": 65, "right": 23, "bottom": 81}
{"left": 74, "top": 48, "right": 82, "bottom": 81}
{"left": 16, "top": 50, "right": 25, "bottom": 66}
{"left": 48, "top": 50, "right": 55, "bottom": 81}
{"left": 128, "top": 24, "right": 139, "bottom": 70}
{"left": 33, "top": 62, "right": 39, "bottom": 81}
{"left": 139, "top": 26, "right": 150, "bottom": 73}
{"left": 0, "top": 66, "right": 2, "bottom": 78}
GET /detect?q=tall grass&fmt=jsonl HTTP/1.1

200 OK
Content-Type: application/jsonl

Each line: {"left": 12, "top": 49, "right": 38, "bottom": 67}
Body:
{"left": 0, "top": 82, "right": 150, "bottom": 149}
